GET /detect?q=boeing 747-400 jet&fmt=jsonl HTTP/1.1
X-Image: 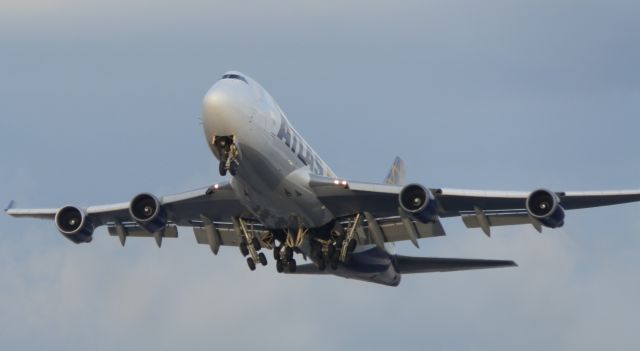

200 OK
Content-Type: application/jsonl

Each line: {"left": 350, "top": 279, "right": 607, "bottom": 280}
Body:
{"left": 7, "top": 71, "right": 640, "bottom": 286}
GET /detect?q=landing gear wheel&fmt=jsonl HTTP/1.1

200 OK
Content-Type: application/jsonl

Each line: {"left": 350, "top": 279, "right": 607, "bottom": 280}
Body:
{"left": 288, "top": 259, "right": 297, "bottom": 273}
{"left": 317, "top": 259, "right": 326, "bottom": 271}
{"left": 327, "top": 244, "right": 336, "bottom": 257}
{"left": 252, "top": 237, "right": 262, "bottom": 251}
{"left": 218, "top": 160, "right": 227, "bottom": 176}
{"left": 285, "top": 247, "right": 294, "bottom": 261}
{"left": 258, "top": 252, "right": 268, "bottom": 266}
{"left": 239, "top": 242, "right": 249, "bottom": 257}
{"left": 347, "top": 239, "right": 357, "bottom": 253}
{"left": 330, "top": 255, "right": 339, "bottom": 270}
{"left": 229, "top": 161, "right": 239, "bottom": 176}
{"left": 246, "top": 257, "right": 256, "bottom": 271}
{"left": 276, "top": 259, "right": 284, "bottom": 273}
{"left": 273, "top": 245, "right": 282, "bottom": 260}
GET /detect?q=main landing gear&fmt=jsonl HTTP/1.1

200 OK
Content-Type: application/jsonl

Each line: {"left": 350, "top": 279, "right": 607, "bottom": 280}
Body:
{"left": 234, "top": 217, "right": 268, "bottom": 271}
{"left": 233, "top": 216, "right": 360, "bottom": 273}
{"left": 273, "top": 227, "right": 307, "bottom": 273}
{"left": 313, "top": 216, "right": 360, "bottom": 271}
{"left": 214, "top": 136, "right": 240, "bottom": 176}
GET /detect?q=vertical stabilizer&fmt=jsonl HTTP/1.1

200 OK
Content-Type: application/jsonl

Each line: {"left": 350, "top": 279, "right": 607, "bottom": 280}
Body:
{"left": 384, "top": 157, "right": 406, "bottom": 186}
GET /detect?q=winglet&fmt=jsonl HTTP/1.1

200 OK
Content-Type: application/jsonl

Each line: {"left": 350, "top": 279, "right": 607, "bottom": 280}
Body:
{"left": 4, "top": 200, "right": 15, "bottom": 213}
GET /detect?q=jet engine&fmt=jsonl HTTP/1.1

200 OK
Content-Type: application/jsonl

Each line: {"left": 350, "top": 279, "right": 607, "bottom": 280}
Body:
{"left": 526, "top": 189, "right": 565, "bottom": 228}
{"left": 54, "top": 206, "right": 94, "bottom": 244}
{"left": 399, "top": 184, "right": 438, "bottom": 223}
{"left": 129, "top": 193, "right": 167, "bottom": 233}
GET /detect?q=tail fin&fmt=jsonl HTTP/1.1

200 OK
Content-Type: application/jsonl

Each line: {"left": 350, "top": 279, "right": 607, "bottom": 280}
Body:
{"left": 384, "top": 157, "right": 406, "bottom": 185}
{"left": 395, "top": 255, "right": 517, "bottom": 274}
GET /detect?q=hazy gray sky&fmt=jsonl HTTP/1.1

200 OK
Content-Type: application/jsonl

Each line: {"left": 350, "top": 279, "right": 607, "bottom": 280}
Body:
{"left": 1, "top": 1, "right": 639, "bottom": 350}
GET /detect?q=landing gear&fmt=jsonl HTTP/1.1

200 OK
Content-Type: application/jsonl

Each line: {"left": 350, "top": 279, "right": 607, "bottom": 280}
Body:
{"left": 329, "top": 254, "right": 339, "bottom": 270}
{"left": 338, "top": 214, "right": 361, "bottom": 263}
{"left": 309, "top": 215, "right": 362, "bottom": 271}
{"left": 252, "top": 237, "right": 262, "bottom": 251}
{"left": 273, "top": 226, "right": 307, "bottom": 273}
{"left": 347, "top": 239, "right": 357, "bottom": 253}
{"left": 284, "top": 247, "right": 294, "bottom": 262}
{"left": 214, "top": 136, "right": 240, "bottom": 177}
{"left": 239, "top": 241, "right": 249, "bottom": 257}
{"left": 317, "top": 258, "right": 326, "bottom": 271}
{"left": 247, "top": 257, "right": 256, "bottom": 271}
{"left": 228, "top": 160, "right": 239, "bottom": 176}
{"left": 234, "top": 217, "right": 270, "bottom": 271}
{"left": 273, "top": 245, "right": 282, "bottom": 260}
{"left": 288, "top": 259, "right": 297, "bottom": 272}
{"left": 258, "top": 252, "right": 268, "bottom": 266}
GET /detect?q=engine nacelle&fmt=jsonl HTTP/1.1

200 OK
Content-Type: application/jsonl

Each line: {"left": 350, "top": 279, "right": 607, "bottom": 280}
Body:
{"left": 129, "top": 193, "right": 167, "bottom": 233}
{"left": 54, "top": 206, "right": 94, "bottom": 244}
{"left": 526, "top": 189, "right": 565, "bottom": 228}
{"left": 399, "top": 183, "right": 438, "bottom": 223}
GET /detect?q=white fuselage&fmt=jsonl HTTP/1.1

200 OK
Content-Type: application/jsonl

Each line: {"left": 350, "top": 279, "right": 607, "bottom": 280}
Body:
{"left": 202, "top": 72, "right": 337, "bottom": 229}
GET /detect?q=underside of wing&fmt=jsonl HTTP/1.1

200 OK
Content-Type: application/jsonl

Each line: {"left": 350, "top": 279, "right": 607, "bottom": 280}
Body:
{"left": 6, "top": 182, "right": 253, "bottom": 248}
{"left": 435, "top": 188, "right": 640, "bottom": 216}
{"left": 310, "top": 173, "right": 640, "bottom": 238}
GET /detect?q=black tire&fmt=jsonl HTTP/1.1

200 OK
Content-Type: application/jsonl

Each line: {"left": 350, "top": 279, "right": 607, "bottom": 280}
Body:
{"left": 285, "top": 247, "right": 294, "bottom": 261}
{"left": 330, "top": 255, "right": 339, "bottom": 270}
{"left": 327, "top": 244, "right": 336, "bottom": 257}
{"left": 317, "top": 259, "right": 326, "bottom": 271}
{"left": 343, "top": 255, "right": 352, "bottom": 264}
{"left": 347, "top": 239, "right": 357, "bottom": 253}
{"left": 219, "top": 160, "right": 227, "bottom": 176}
{"left": 273, "top": 245, "right": 281, "bottom": 260}
{"left": 229, "top": 161, "right": 239, "bottom": 176}
{"left": 239, "top": 242, "right": 249, "bottom": 257}
{"left": 288, "top": 259, "right": 297, "bottom": 273}
{"left": 252, "top": 237, "right": 262, "bottom": 251}
{"left": 276, "top": 259, "right": 284, "bottom": 273}
{"left": 258, "top": 252, "right": 268, "bottom": 266}
{"left": 247, "top": 257, "right": 256, "bottom": 271}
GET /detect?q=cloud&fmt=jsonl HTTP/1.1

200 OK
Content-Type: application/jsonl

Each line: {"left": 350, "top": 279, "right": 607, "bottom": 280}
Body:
{"left": 1, "top": 220, "right": 639, "bottom": 351}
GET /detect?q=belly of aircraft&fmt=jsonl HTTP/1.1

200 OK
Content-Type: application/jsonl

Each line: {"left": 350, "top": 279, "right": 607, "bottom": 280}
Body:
{"left": 231, "top": 137, "right": 335, "bottom": 229}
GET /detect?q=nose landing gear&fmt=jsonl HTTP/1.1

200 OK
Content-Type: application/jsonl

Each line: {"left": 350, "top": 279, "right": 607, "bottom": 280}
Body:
{"left": 214, "top": 136, "right": 240, "bottom": 176}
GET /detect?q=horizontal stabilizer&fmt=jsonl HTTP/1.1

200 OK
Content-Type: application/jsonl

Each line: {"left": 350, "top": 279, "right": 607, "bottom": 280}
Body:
{"left": 284, "top": 263, "right": 328, "bottom": 275}
{"left": 395, "top": 255, "right": 517, "bottom": 274}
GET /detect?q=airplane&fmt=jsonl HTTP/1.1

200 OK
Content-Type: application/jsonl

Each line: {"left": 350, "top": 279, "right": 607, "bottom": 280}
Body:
{"left": 6, "top": 71, "right": 640, "bottom": 286}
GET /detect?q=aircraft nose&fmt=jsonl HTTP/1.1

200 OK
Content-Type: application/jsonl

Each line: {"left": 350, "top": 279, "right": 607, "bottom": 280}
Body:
{"left": 202, "top": 83, "right": 252, "bottom": 137}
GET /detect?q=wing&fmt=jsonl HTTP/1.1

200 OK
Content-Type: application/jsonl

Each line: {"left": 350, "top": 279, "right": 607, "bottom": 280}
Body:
{"left": 310, "top": 174, "right": 640, "bottom": 239}
{"left": 6, "top": 182, "right": 258, "bottom": 250}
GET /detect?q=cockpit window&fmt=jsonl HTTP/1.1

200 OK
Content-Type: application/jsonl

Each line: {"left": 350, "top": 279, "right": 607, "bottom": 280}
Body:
{"left": 221, "top": 74, "right": 248, "bottom": 84}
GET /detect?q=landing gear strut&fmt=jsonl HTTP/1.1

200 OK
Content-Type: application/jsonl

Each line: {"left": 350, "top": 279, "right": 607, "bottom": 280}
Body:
{"left": 339, "top": 213, "right": 361, "bottom": 263}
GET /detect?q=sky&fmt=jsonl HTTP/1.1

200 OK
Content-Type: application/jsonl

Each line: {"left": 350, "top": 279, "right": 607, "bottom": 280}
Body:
{"left": 1, "top": 0, "right": 639, "bottom": 350}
